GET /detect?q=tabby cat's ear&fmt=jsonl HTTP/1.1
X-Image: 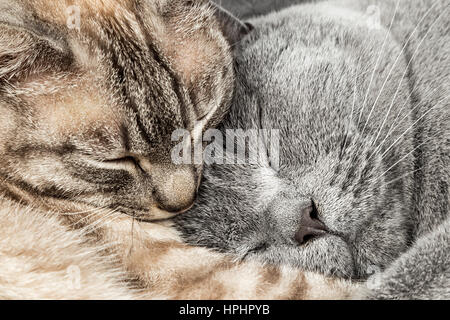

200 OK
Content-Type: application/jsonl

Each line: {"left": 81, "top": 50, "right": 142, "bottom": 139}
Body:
{"left": 212, "top": 3, "right": 254, "bottom": 47}
{"left": 0, "top": 5, "right": 70, "bottom": 82}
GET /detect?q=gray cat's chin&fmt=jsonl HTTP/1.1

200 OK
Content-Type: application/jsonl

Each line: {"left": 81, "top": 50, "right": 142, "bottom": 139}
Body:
{"left": 244, "top": 235, "right": 355, "bottom": 279}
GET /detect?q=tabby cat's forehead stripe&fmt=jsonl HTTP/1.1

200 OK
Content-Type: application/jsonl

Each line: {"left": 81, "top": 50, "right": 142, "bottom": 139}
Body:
{"left": 21, "top": 0, "right": 194, "bottom": 146}
{"left": 81, "top": 21, "right": 184, "bottom": 148}
{"left": 140, "top": 26, "right": 191, "bottom": 132}
{"left": 120, "top": 124, "right": 131, "bottom": 152}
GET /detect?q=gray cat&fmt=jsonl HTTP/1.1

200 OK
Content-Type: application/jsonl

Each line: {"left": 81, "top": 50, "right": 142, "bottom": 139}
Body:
{"left": 176, "top": 0, "right": 450, "bottom": 299}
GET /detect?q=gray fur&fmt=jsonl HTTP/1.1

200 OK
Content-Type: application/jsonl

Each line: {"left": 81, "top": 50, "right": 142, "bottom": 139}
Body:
{"left": 176, "top": 0, "right": 449, "bottom": 299}
{"left": 368, "top": 217, "right": 450, "bottom": 299}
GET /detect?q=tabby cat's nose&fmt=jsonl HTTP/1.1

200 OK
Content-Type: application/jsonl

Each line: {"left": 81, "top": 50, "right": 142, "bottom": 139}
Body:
{"left": 157, "top": 193, "right": 197, "bottom": 215}
{"left": 150, "top": 165, "right": 198, "bottom": 218}
{"left": 295, "top": 202, "right": 328, "bottom": 245}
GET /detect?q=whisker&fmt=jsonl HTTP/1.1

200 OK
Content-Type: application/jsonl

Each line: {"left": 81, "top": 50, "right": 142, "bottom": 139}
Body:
{"left": 68, "top": 206, "right": 111, "bottom": 228}
{"left": 86, "top": 215, "right": 122, "bottom": 234}
{"left": 79, "top": 209, "right": 116, "bottom": 230}
{"left": 357, "top": 0, "right": 400, "bottom": 127}
{"left": 381, "top": 167, "right": 425, "bottom": 187}
{"left": 343, "top": 56, "right": 362, "bottom": 151}
{"left": 60, "top": 205, "right": 108, "bottom": 217}
{"left": 369, "top": 87, "right": 439, "bottom": 159}
{"left": 81, "top": 209, "right": 122, "bottom": 233}
{"left": 361, "top": 0, "right": 442, "bottom": 141}
{"left": 379, "top": 95, "right": 449, "bottom": 161}
{"left": 369, "top": 4, "right": 448, "bottom": 153}
{"left": 374, "top": 132, "right": 440, "bottom": 183}
{"left": 130, "top": 211, "right": 136, "bottom": 254}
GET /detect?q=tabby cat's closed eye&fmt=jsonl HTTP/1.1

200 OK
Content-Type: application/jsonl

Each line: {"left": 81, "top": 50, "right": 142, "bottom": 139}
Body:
{"left": 100, "top": 156, "right": 144, "bottom": 172}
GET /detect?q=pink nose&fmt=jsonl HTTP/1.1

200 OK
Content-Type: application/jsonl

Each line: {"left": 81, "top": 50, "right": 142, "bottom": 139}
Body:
{"left": 295, "top": 202, "right": 328, "bottom": 245}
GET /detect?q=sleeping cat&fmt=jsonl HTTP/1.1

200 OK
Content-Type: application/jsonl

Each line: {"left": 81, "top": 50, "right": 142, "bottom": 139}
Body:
{"left": 176, "top": 0, "right": 450, "bottom": 299}
{"left": 0, "top": 0, "right": 360, "bottom": 299}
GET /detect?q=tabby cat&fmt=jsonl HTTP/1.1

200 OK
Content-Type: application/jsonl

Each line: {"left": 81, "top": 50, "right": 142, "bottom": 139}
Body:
{"left": 177, "top": 0, "right": 450, "bottom": 299}
{"left": 0, "top": 0, "right": 360, "bottom": 299}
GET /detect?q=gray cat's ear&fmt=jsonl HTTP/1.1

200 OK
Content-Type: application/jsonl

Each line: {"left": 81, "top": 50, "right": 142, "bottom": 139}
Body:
{"left": 212, "top": 3, "right": 254, "bottom": 47}
{"left": 0, "top": 5, "right": 70, "bottom": 81}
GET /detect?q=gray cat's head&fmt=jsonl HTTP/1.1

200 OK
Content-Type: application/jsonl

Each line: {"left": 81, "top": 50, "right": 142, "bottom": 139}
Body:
{"left": 0, "top": 0, "right": 251, "bottom": 220}
{"left": 176, "top": 5, "right": 416, "bottom": 279}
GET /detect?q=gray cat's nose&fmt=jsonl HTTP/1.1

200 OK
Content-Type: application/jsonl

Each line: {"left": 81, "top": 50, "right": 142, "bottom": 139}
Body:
{"left": 295, "top": 202, "right": 328, "bottom": 245}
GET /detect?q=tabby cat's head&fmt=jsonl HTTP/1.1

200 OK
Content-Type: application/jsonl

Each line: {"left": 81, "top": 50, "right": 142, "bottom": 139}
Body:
{"left": 0, "top": 0, "right": 250, "bottom": 220}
